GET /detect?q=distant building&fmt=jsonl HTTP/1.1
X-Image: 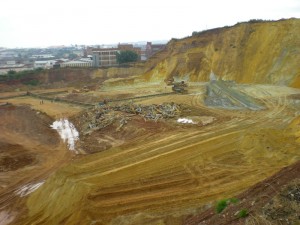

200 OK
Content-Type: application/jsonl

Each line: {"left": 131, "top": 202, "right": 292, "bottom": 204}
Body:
{"left": 80, "top": 57, "right": 93, "bottom": 62}
{"left": 84, "top": 47, "right": 94, "bottom": 57}
{"left": 6, "top": 61, "right": 16, "bottom": 65}
{"left": 0, "top": 51, "right": 18, "bottom": 59}
{"left": 92, "top": 48, "right": 118, "bottom": 67}
{"left": 34, "top": 60, "right": 57, "bottom": 69}
{"left": 60, "top": 60, "right": 92, "bottom": 68}
{"left": 31, "top": 54, "right": 55, "bottom": 59}
{"left": 0, "top": 64, "right": 25, "bottom": 69}
{"left": 145, "top": 42, "right": 166, "bottom": 59}
{"left": 92, "top": 44, "right": 141, "bottom": 67}
{"left": 140, "top": 46, "right": 147, "bottom": 61}
{"left": 118, "top": 43, "right": 141, "bottom": 56}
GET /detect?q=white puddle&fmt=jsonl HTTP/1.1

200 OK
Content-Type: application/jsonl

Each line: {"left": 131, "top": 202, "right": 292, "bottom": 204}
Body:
{"left": 15, "top": 182, "right": 44, "bottom": 197}
{"left": 177, "top": 118, "right": 196, "bottom": 124}
{"left": 50, "top": 119, "right": 79, "bottom": 151}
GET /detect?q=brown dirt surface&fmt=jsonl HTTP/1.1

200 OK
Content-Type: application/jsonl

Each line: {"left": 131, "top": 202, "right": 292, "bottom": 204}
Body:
{"left": 288, "top": 93, "right": 300, "bottom": 100}
{"left": 12, "top": 84, "right": 299, "bottom": 225}
{"left": 72, "top": 101, "right": 223, "bottom": 154}
{"left": 0, "top": 103, "right": 73, "bottom": 224}
{"left": 1, "top": 19, "right": 300, "bottom": 224}
{"left": 0, "top": 96, "right": 84, "bottom": 118}
{"left": 0, "top": 142, "right": 36, "bottom": 172}
{"left": 60, "top": 93, "right": 100, "bottom": 103}
{"left": 0, "top": 83, "right": 300, "bottom": 225}
{"left": 74, "top": 114, "right": 173, "bottom": 154}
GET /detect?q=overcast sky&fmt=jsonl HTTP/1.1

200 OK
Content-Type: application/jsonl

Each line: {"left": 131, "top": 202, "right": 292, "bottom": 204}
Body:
{"left": 1, "top": 0, "right": 300, "bottom": 48}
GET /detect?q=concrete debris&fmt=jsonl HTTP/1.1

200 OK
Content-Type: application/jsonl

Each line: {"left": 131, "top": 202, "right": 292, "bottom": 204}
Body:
{"left": 113, "top": 102, "right": 181, "bottom": 120}
{"left": 80, "top": 102, "right": 182, "bottom": 135}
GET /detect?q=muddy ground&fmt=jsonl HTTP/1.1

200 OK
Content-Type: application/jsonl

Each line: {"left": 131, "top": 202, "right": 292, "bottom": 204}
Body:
{"left": 0, "top": 103, "right": 74, "bottom": 224}
{"left": 0, "top": 83, "right": 300, "bottom": 225}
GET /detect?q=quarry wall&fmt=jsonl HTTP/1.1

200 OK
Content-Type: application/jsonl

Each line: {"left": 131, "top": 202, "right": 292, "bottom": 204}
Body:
{"left": 142, "top": 18, "right": 300, "bottom": 87}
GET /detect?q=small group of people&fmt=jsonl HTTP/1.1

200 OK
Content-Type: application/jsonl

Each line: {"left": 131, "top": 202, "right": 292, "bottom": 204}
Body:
{"left": 39, "top": 100, "right": 44, "bottom": 105}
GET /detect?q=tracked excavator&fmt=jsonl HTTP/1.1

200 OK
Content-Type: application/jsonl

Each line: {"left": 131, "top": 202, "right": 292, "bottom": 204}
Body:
{"left": 165, "top": 77, "right": 188, "bottom": 93}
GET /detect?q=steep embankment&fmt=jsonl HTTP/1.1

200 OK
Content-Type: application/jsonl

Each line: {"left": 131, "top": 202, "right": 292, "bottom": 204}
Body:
{"left": 0, "top": 66, "right": 146, "bottom": 91}
{"left": 141, "top": 18, "right": 300, "bottom": 87}
{"left": 42, "top": 67, "right": 145, "bottom": 86}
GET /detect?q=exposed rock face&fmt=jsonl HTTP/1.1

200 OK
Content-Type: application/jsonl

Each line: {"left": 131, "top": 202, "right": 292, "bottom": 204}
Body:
{"left": 142, "top": 18, "right": 300, "bottom": 87}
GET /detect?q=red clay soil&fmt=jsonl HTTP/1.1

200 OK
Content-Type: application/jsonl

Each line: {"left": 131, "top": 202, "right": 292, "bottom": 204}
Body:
{"left": 184, "top": 160, "right": 300, "bottom": 225}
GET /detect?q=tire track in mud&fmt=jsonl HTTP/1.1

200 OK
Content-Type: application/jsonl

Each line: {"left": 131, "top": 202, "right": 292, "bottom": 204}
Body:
{"left": 19, "top": 88, "right": 300, "bottom": 225}
{"left": 69, "top": 109, "right": 285, "bottom": 221}
{"left": 89, "top": 92, "right": 295, "bottom": 215}
{"left": 72, "top": 117, "right": 256, "bottom": 181}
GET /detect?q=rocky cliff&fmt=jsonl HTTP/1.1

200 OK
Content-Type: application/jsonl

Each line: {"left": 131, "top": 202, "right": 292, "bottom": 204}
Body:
{"left": 140, "top": 18, "right": 300, "bottom": 87}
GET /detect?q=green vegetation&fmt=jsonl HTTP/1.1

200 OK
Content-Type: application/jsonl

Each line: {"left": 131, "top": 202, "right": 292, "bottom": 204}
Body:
{"left": 5, "top": 68, "right": 44, "bottom": 80}
{"left": 215, "top": 198, "right": 239, "bottom": 213}
{"left": 7, "top": 70, "right": 17, "bottom": 75}
{"left": 237, "top": 209, "right": 249, "bottom": 218}
{"left": 248, "top": 19, "right": 265, "bottom": 23}
{"left": 216, "top": 199, "right": 228, "bottom": 213}
{"left": 0, "top": 68, "right": 44, "bottom": 84}
{"left": 116, "top": 50, "right": 139, "bottom": 64}
{"left": 229, "top": 198, "right": 239, "bottom": 204}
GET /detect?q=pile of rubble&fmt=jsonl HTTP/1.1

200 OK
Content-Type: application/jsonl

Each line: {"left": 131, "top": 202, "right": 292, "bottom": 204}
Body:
{"left": 113, "top": 102, "right": 181, "bottom": 121}
{"left": 78, "top": 102, "right": 182, "bottom": 135}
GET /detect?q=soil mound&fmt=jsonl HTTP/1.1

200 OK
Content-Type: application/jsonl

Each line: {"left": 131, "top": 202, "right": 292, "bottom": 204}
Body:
{"left": 0, "top": 104, "right": 59, "bottom": 146}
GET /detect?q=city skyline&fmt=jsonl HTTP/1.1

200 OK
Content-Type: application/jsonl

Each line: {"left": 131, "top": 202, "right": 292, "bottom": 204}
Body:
{"left": 1, "top": 0, "right": 300, "bottom": 48}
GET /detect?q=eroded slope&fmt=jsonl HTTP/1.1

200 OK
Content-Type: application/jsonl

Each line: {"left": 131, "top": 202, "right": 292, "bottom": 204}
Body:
{"left": 140, "top": 19, "right": 300, "bottom": 87}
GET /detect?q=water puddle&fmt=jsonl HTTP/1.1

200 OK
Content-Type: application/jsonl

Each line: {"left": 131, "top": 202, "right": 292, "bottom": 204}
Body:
{"left": 15, "top": 181, "right": 44, "bottom": 197}
{"left": 50, "top": 119, "right": 79, "bottom": 152}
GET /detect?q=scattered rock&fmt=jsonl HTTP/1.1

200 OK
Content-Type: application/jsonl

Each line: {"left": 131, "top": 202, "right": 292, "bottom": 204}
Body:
{"left": 263, "top": 179, "right": 300, "bottom": 224}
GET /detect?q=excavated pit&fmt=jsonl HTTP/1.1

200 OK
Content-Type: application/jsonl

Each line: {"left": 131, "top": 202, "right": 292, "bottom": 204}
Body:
{"left": 0, "top": 82, "right": 300, "bottom": 225}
